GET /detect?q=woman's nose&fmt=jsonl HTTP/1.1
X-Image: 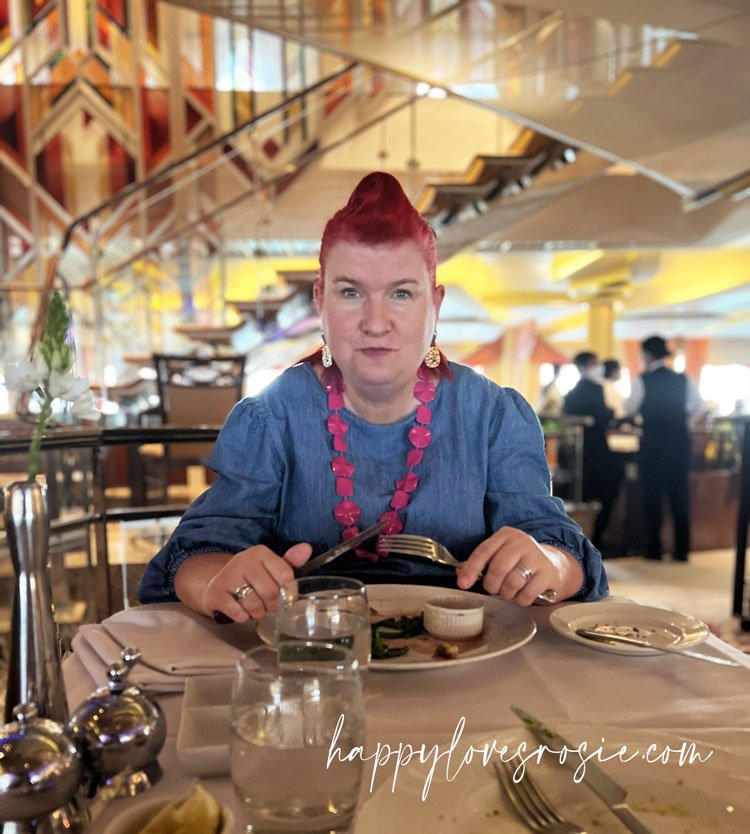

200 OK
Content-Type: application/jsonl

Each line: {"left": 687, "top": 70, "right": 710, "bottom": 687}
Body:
{"left": 361, "top": 299, "right": 391, "bottom": 334}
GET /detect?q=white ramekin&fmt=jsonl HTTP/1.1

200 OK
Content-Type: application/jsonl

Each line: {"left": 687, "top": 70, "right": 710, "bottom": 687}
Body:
{"left": 423, "top": 595, "right": 485, "bottom": 640}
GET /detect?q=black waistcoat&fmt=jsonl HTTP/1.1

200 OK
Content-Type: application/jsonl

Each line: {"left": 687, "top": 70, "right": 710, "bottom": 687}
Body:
{"left": 640, "top": 367, "right": 688, "bottom": 443}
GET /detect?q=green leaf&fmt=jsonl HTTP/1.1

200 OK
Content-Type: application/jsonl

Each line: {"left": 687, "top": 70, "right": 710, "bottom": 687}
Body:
{"left": 38, "top": 292, "right": 74, "bottom": 374}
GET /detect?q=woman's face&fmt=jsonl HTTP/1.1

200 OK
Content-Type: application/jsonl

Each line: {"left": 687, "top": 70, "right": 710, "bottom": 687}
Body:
{"left": 315, "top": 239, "right": 444, "bottom": 393}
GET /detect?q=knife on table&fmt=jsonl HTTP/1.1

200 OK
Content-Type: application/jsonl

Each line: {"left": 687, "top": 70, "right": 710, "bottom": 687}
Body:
{"left": 511, "top": 706, "right": 655, "bottom": 834}
{"left": 294, "top": 521, "right": 384, "bottom": 577}
{"left": 213, "top": 521, "right": 383, "bottom": 623}
{"left": 575, "top": 628, "right": 741, "bottom": 667}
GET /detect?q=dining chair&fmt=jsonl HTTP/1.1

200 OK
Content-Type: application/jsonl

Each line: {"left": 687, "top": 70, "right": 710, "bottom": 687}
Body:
{"left": 139, "top": 353, "right": 246, "bottom": 502}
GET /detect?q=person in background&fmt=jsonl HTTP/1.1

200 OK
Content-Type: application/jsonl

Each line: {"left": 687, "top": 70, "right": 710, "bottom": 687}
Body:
{"left": 624, "top": 335, "right": 703, "bottom": 562}
{"left": 138, "top": 172, "right": 607, "bottom": 621}
{"left": 730, "top": 398, "right": 746, "bottom": 417}
{"left": 563, "top": 352, "right": 623, "bottom": 553}
{"left": 538, "top": 363, "right": 564, "bottom": 415}
{"left": 602, "top": 358, "right": 626, "bottom": 418}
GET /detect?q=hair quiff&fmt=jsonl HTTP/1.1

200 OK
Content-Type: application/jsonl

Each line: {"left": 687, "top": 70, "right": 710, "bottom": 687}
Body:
{"left": 319, "top": 172, "right": 437, "bottom": 282}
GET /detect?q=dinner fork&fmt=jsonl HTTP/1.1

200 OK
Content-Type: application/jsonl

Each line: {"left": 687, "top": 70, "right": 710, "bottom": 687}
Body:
{"left": 378, "top": 534, "right": 557, "bottom": 603}
{"left": 493, "top": 760, "right": 588, "bottom": 834}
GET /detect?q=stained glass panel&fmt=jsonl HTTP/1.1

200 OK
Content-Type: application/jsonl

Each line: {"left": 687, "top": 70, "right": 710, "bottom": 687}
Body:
{"left": 27, "top": 0, "right": 55, "bottom": 25}
{"left": 98, "top": 0, "right": 127, "bottom": 31}
{"left": 0, "top": 86, "right": 24, "bottom": 165}
{"left": 0, "top": 0, "right": 9, "bottom": 50}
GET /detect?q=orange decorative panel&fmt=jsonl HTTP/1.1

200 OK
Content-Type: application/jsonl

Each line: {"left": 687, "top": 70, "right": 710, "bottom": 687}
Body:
{"left": 35, "top": 133, "right": 65, "bottom": 208}
{"left": 0, "top": 0, "right": 9, "bottom": 46}
{"left": 0, "top": 86, "right": 25, "bottom": 167}
{"left": 28, "top": 0, "right": 55, "bottom": 25}
{"left": 141, "top": 88, "right": 170, "bottom": 171}
{"left": 98, "top": 0, "right": 127, "bottom": 31}
{"left": 108, "top": 135, "right": 135, "bottom": 195}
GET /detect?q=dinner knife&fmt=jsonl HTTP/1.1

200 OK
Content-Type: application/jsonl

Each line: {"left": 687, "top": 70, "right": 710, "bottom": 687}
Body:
{"left": 511, "top": 706, "right": 655, "bottom": 834}
{"left": 213, "top": 522, "right": 384, "bottom": 623}
{"left": 575, "top": 628, "right": 741, "bottom": 667}
{"left": 295, "top": 521, "right": 384, "bottom": 576}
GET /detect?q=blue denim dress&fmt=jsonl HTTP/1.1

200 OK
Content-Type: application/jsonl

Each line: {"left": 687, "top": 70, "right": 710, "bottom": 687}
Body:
{"left": 138, "top": 362, "right": 608, "bottom": 602}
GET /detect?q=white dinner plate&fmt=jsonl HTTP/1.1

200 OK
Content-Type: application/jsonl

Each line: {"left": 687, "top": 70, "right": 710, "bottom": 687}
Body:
{"left": 256, "top": 584, "right": 536, "bottom": 671}
{"left": 550, "top": 600, "right": 710, "bottom": 656}
{"left": 354, "top": 726, "right": 750, "bottom": 834}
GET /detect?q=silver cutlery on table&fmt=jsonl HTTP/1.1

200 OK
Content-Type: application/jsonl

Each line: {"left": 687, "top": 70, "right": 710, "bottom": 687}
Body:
{"left": 511, "top": 706, "right": 655, "bottom": 834}
{"left": 295, "top": 521, "right": 384, "bottom": 576}
{"left": 378, "top": 533, "right": 558, "bottom": 603}
{"left": 575, "top": 628, "right": 741, "bottom": 667}
{"left": 214, "top": 522, "right": 384, "bottom": 622}
{"left": 493, "top": 759, "right": 588, "bottom": 834}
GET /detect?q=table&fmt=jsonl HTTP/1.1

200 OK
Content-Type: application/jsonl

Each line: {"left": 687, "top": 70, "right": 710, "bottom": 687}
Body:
{"left": 63, "top": 599, "right": 750, "bottom": 833}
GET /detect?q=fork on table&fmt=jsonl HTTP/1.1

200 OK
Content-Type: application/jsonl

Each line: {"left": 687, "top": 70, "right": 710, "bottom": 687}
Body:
{"left": 378, "top": 533, "right": 557, "bottom": 603}
{"left": 493, "top": 760, "right": 588, "bottom": 834}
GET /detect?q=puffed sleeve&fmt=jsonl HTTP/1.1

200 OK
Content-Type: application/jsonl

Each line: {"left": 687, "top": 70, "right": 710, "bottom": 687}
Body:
{"left": 137, "top": 398, "right": 285, "bottom": 603}
{"left": 484, "top": 388, "right": 608, "bottom": 602}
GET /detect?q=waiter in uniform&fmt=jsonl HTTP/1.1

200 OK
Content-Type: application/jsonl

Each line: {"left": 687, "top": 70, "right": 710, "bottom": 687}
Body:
{"left": 625, "top": 335, "right": 703, "bottom": 562}
{"left": 564, "top": 351, "right": 622, "bottom": 553}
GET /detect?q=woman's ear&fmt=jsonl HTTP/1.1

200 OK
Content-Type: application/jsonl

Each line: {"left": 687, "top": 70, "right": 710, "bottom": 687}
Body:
{"left": 433, "top": 283, "right": 446, "bottom": 315}
{"left": 313, "top": 272, "right": 324, "bottom": 313}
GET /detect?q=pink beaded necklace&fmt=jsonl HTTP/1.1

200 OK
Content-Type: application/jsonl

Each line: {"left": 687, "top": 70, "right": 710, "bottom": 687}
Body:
{"left": 322, "top": 360, "right": 437, "bottom": 560}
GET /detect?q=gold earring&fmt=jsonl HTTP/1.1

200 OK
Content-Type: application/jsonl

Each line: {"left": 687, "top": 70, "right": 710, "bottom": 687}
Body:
{"left": 424, "top": 335, "right": 441, "bottom": 369}
{"left": 321, "top": 334, "right": 333, "bottom": 368}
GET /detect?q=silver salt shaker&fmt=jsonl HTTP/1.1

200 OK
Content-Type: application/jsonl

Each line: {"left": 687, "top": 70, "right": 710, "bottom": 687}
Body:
{"left": 0, "top": 702, "right": 84, "bottom": 834}
{"left": 67, "top": 647, "right": 166, "bottom": 798}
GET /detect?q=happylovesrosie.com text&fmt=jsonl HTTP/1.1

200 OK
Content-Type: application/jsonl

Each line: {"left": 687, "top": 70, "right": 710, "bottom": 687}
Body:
{"left": 327, "top": 715, "right": 713, "bottom": 801}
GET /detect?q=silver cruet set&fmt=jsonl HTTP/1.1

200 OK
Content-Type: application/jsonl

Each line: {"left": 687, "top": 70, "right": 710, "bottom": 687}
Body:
{"left": 0, "top": 480, "right": 166, "bottom": 832}
{"left": 0, "top": 647, "right": 167, "bottom": 834}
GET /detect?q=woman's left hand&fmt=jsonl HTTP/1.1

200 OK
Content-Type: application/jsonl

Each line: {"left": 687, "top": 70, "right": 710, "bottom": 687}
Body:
{"left": 455, "top": 526, "right": 583, "bottom": 606}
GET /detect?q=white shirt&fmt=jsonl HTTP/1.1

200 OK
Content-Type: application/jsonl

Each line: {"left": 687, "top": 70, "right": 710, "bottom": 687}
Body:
{"left": 602, "top": 379, "right": 626, "bottom": 418}
{"left": 624, "top": 359, "right": 704, "bottom": 419}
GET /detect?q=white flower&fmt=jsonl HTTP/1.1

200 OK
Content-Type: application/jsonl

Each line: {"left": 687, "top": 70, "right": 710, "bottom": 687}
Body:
{"left": 4, "top": 358, "right": 46, "bottom": 393}
{"left": 69, "top": 392, "right": 101, "bottom": 421}
{"left": 48, "top": 370, "right": 90, "bottom": 401}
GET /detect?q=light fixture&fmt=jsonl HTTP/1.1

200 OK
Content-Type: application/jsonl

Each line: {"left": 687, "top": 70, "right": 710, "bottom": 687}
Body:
{"left": 551, "top": 147, "right": 577, "bottom": 170}
{"left": 415, "top": 81, "right": 447, "bottom": 98}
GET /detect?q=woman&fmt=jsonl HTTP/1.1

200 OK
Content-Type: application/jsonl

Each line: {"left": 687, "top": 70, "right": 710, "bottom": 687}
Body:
{"left": 139, "top": 173, "right": 607, "bottom": 622}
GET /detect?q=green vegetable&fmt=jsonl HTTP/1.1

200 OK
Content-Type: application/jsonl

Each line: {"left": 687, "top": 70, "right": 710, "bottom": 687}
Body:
{"left": 371, "top": 631, "right": 410, "bottom": 659}
{"left": 371, "top": 614, "right": 425, "bottom": 658}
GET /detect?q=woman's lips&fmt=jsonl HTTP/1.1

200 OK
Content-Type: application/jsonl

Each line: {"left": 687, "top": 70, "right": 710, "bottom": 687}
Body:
{"left": 360, "top": 348, "right": 393, "bottom": 358}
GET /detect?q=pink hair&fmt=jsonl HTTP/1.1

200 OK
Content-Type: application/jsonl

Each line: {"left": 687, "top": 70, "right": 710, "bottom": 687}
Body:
{"left": 319, "top": 172, "right": 437, "bottom": 282}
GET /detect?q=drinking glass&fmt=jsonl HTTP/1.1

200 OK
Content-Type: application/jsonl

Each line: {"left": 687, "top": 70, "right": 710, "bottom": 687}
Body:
{"left": 230, "top": 642, "right": 365, "bottom": 834}
{"left": 277, "top": 577, "right": 371, "bottom": 673}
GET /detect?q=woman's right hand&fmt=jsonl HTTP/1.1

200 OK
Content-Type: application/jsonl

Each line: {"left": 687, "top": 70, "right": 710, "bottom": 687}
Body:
{"left": 174, "top": 543, "right": 312, "bottom": 622}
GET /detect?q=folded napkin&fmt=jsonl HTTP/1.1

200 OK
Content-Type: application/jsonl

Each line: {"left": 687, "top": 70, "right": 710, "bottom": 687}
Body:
{"left": 71, "top": 603, "right": 254, "bottom": 694}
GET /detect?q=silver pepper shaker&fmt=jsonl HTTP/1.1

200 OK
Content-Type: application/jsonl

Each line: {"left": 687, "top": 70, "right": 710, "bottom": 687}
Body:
{"left": 0, "top": 702, "right": 84, "bottom": 834}
{"left": 67, "top": 647, "right": 166, "bottom": 798}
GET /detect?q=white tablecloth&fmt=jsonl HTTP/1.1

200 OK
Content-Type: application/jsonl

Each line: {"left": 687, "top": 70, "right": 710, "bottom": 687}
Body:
{"left": 63, "top": 601, "right": 750, "bottom": 833}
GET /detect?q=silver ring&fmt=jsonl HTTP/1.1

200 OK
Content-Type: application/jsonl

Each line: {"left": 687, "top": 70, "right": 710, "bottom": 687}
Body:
{"left": 231, "top": 582, "right": 256, "bottom": 603}
{"left": 512, "top": 563, "right": 533, "bottom": 584}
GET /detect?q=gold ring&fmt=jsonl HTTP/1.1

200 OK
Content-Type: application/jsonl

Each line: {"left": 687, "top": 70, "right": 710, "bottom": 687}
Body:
{"left": 231, "top": 583, "right": 256, "bottom": 603}
{"left": 512, "top": 563, "right": 533, "bottom": 584}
